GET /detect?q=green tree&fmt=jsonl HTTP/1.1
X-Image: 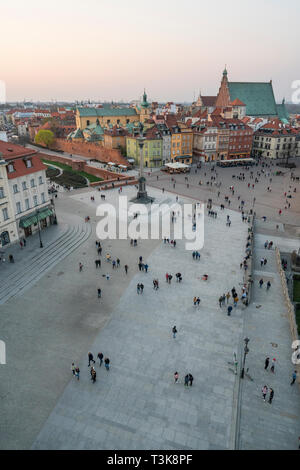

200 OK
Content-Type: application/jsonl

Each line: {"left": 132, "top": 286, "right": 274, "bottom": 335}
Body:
{"left": 34, "top": 129, "right": 55, "bottom": 148}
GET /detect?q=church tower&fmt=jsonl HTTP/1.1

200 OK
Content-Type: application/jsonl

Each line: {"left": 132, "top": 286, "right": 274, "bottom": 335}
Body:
{"left": 139, "top": 89, "right": 150, "bottom": 123}
{"left": 215, "top": 67, "right": 231, "bottom": 108}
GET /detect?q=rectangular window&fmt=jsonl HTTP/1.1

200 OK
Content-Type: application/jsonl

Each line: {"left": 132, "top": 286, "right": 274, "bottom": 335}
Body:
{"left": 13, "top": 184, "right": 18, "bottom": 193}
{"left": 2, "top": 208, "right": 9, "bottom": 220}
{"left": 0, "top": 187, "right": 4, "bottom": 198}
{"left": 25, "top": 199, "right": 30, "bottom": 210}
{"left": 41, "top": 192, "right": 45, "bottom": 203}
{"left": 39, "top": 176, "right": 43, "bottom": 185}
{"left": 22, "top": 181, "right": 27, "bottom": 190}
{"left": 33, "top": 195, "right": 38, "bottom": 206}
{"left": 25, "top": 159, "right": 32, "bottom": 168}
{"left": 30, "top": 179, "right": 35, "bottom": 188}
{"left": 16, "top": 202, "right": 21, "bottom": 214}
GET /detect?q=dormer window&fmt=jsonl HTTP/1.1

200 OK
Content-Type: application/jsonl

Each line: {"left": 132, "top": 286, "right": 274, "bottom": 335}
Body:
{"left": 25, "top": 159, "right": 32, "bottom": 168}
{"left": 7, "top": 163, "right": 14, "bottom": 173}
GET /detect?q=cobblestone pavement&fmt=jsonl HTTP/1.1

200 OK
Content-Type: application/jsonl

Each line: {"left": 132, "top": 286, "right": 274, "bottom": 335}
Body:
{"left": 32, "top": 190, "right": 248, "bottom": 450}
{"left": 236, "top": 227, "right": 300, "bottom": 450}
{"left": 1, "top": 183, "right": 299, "bottom": 450}
{"left": 146, "top": 159, "right": 300, "bottom": 227}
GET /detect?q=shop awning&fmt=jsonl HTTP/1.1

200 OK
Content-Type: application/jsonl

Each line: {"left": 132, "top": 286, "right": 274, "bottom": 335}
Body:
{"left": 19, "top": 207, "right": 54, "bottom": 228}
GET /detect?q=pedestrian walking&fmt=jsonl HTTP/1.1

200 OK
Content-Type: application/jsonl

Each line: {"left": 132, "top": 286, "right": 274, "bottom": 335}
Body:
{"left": 174, "top": 372, "right": 179, "bottom": 383}
{"left": 262, "top": 385, "right": 268, "bottom": 401}
{"left": 227, "top": 305, "right": 233, "bottom": 316}
{"left": 140, "top": 283, "right": 144, "bottom": 293}
{"left": 259, "top": 279, "right": 264, "bottom": 288}
{"left": 291, "top": 370, "right": 297, "bottom": 385}
{"left": 184, "top": 374, "right": 189, "bottom": 387}
{"left": 104, "top": 357, "right": 110, "bottom": 371}
{"left": 188, "top": 374, "right": 194, "bottom": 386}
{"left": 124, "top": 264, "right": 128, "bottom": 274}
{"left": 172, "top": 326, "right": 177, "bottom": 338}
{"left": 266, "top": 281, "right": 271, "bottom": 291}
{"left": 71, "top": 362, "right": 76, "bottom": 376}
{"left": 226, "top": 292, "right": 230, "bottom": 304}
{"left": 88, "top": 351, "right": 95, "bottom": 367}
{"left": 268, "top": 388, "right": 274, "bottom": 404}
{"left": 91, "top": 367, "right": 97, "bottom": 383}
{"left": 79, "top": 262, "right": 83, "bottom": 272}
{"left": 137, "top": 283, "right": 140, "bottom": 294}
{"left": 97, "top": 288, "right": 101, "bottom": 298}
{"left": 264, "top": 357, "right": 270, "bottom": 370}
{"left": 270, "top": 358, "right": 276, "bottom": 373}
{"left": 97, "top": 352, "right": 104, "bottom": 366}
{"left": 75, "top": 366, "right": 80, "bottom": 380}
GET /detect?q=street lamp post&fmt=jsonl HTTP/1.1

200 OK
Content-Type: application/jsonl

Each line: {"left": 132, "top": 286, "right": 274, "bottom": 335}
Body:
{"left": 36, "top": 209, "right": 43, "bottom": 248}
{"left": 240, "top": 337, "right": 250, "bottom": 379}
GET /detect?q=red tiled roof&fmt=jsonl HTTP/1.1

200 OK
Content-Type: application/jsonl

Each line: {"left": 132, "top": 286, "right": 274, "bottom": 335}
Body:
{"left": 144, "top": 125, "right": 162, "bottom": 140}
{"left": 201, "top": 96, "right": 217, "bottom": 106}
{"left": 211, "top": 107, "right": 223, "bottom": 116}
{"left": 104, "top": 126, "right": 128, "bottom": 137}
{"left": 0, "top": 140, "right": 36, "bottom": 159}
{"left": 6, "top": 154, "right": 47, "bottom": 179}
{"left": 230, "top": 98, "right": 245, "bottom": 106}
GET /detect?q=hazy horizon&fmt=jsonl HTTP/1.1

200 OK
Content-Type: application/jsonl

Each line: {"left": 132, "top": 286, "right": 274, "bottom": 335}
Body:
{"left": 2, "top": 0, "right": 300, "bottom": 103}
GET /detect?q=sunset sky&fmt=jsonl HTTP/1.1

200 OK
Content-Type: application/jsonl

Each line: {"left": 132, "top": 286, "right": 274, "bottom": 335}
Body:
{"left": 2, "top": 0, "right": 300, "bottom": 103}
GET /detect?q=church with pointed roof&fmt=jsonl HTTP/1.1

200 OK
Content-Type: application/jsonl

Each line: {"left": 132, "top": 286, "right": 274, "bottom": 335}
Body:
{"left": 214, "top": 67, "right": 289, "bottom": 122}
{"left": 192, "top": 68, "right": 289, "bottom": 123}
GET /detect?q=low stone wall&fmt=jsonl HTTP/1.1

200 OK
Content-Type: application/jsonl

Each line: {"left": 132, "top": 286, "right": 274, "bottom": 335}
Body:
{"left": 90, "top": 179, "right": 138, "bottom": 189}
{"left": 50, "top": 138, "right": 129, "bottom": 166}
{"left": 275, "top": 247, "right": 300, "bottom": 383}
{"left": 37, "top": 152, "right": 135, "bottom": 184}
{"left": 36, "top": 152, "right": 72, "bottom": 167}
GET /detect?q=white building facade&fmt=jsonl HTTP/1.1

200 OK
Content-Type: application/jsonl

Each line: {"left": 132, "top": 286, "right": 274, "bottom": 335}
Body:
{"left": 0, "top": 159, "right": 18, "bottom": 247}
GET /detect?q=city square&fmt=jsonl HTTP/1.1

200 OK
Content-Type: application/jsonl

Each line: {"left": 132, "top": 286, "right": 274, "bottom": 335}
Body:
{"left": 1, "top": 0, "right": 300, "bottom": 457}
{"left": 0, "top": 158, "right": 300, "bottom": 450}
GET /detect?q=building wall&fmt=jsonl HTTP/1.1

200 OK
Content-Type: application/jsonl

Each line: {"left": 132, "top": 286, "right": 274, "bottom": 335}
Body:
{"left": 76, "top": 112, "right": 138, "bottom": 130}
{"left": 8, "top": 169, "right": 50, "bottom": 239}
{"left": 0, "top": 163, "right": 19, "bottom": 247}
{"left": 162, "top": 134, "right": 171, "bottom": 163}
{"left": 126, "top": 137, "right": 163, "bottom": 168}
{"left": 253, "top": 134, "right": 299, "bottom": 159}
{"left": 45, "top": 138, "right": 128, "bottom": 166}
{"left": 103, "top": 134, "right": 126, "bottom": 149}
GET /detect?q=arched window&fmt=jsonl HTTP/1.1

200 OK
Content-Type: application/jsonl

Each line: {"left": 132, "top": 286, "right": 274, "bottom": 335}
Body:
{"left": 0, "top": 231, "right": 10, "bottom": 246}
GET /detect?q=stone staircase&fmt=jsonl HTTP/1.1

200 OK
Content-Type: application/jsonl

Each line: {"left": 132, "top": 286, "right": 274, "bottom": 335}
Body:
{"left": 0, "top": 223, "right": 91, "bottom": 304}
